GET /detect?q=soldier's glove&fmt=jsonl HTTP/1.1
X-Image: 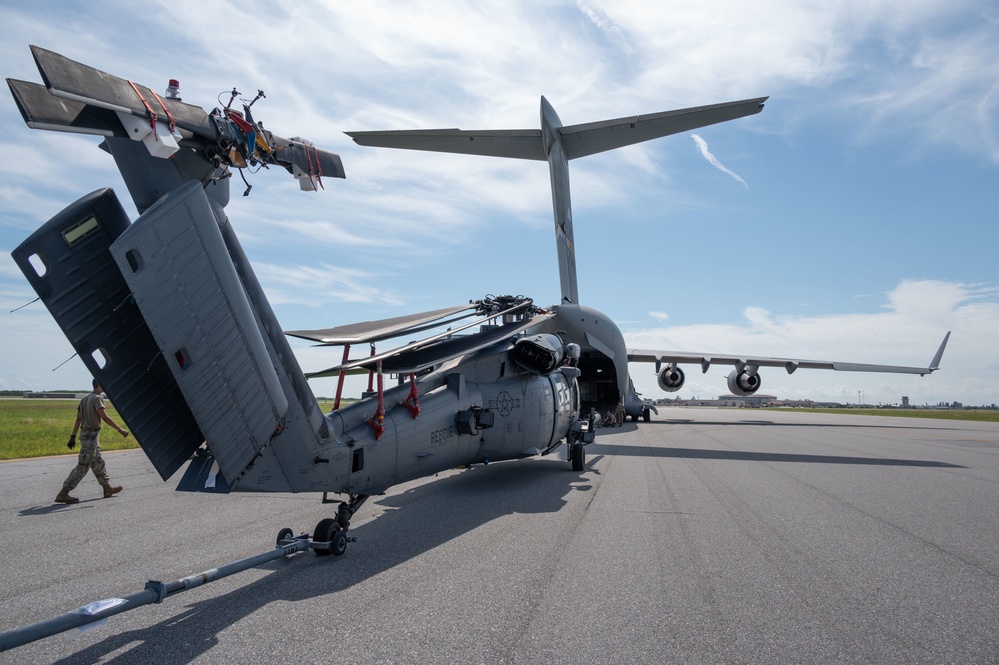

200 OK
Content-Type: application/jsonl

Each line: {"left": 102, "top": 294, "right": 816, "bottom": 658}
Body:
{"left": 121, "top": 429, "right": 130, "bottom": 439}
{"left": 67, "top": 435, "right": 76, "bottom": 450}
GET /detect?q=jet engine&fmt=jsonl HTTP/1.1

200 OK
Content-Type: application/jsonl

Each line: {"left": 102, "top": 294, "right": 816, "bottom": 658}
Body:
{"left": 657, "top": 366, "right": 685, "bottom": 392}
{"left": 727, "top": 367, "right": 761, "bottom": 396}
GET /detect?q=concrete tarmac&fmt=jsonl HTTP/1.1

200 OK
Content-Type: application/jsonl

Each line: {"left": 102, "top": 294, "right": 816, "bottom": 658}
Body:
{"left": 1, "top": 407, "right": 997, "bottom": 663}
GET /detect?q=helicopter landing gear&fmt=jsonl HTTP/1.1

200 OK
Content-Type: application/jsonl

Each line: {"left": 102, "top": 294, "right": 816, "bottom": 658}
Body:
{"left": 314, "top": 518, "right": 348, "bottom": 556}
{"left": 569, "top": 441, "right": 585, "bottom": 471}
{"left": 313, "top": 494, "right": 369, "bottom": 557}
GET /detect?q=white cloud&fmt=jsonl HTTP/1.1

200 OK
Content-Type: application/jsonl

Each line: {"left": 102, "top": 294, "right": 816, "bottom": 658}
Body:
{"left": 692, "top": 134, "right": 749, "bottom": 189}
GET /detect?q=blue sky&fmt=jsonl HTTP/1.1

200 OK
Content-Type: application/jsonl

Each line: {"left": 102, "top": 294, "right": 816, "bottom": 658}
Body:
{"left": 1, "top": 0, "right": 997, "bottom": 406}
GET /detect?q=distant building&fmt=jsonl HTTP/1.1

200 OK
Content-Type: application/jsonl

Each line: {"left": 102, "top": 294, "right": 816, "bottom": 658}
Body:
{"left": 716, "top": 394, "right": 776, "bottom": 407}
{"left": 658, "top": 395, "right": 777, "bottom": 407}
{"left": 658, "top": 395, "right": 842, "bottom": 408}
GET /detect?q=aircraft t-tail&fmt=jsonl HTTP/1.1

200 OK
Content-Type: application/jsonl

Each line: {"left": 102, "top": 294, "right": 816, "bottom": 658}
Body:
{"left": 347, "top": 98, "right": 950, "bottom": 424}
{"left": 8, "top": 47, "right": 948, "bottom": 558}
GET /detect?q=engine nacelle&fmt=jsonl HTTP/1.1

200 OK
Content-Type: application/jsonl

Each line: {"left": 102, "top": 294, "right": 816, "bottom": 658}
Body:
{"left": 657, "top": 366, "right": 685, "bottom": 392}
{"left": 727, "top": 368, "right": 761, "bottom": 396}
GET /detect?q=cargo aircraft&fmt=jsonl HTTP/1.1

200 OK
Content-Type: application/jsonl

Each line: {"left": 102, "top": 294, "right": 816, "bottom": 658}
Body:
{"left": 8, "top": 47, "right": 948, "bottom": 556}
{"left": 346, "top": 103, "right": 949, "bottom": 423}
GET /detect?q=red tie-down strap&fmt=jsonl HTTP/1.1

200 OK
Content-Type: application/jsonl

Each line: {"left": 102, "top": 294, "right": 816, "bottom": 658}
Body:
{"left": 403, "top": 373, "right": 420, "bottom": 419}
{"left": 304, "top": 141, "right": 325, "bottom": 190}
{"left": 333, "top": 344, "right": 351, "bottom": 412}
{"left": 367, "top": 361, "right": 385, "bottom": 440}
{"left": 128, "top": 80, "right": 158, "bottom": 141}
{"left": 148, "top": 89, "right": 176, "bottom": 136}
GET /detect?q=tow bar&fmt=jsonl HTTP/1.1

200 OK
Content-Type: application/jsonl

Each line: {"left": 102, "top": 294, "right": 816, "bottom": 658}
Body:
{"left": 0, "top": 529, "right": 334, "bottom": 652}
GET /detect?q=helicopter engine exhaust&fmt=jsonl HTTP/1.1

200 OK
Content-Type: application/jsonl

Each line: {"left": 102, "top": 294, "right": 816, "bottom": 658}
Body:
{"left": 511, "top": 334, "right": 565, "bottom": 375}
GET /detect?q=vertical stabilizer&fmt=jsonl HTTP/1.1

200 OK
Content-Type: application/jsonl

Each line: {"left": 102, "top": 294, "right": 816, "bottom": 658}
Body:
{"left": 109, "top": 181, "right": 290, "bottom": 487}
{"left": 539, "top": 97, "right": 578, "bottom": 303}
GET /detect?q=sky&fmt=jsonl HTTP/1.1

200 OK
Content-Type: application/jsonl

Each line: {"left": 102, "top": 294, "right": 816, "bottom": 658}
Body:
{"left": 1, "top": 0, "right": 997, "bottom": 407}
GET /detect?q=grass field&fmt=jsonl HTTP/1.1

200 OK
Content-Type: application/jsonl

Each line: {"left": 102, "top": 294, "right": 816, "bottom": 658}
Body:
{"left": 0, "top": 398, "right": 343, "bottom": 461}
{"left": 2, "top": 399, "right": 996, "bottom": 461}
{"left": 763, "top": 407, "right": 999, "bottom": 422}
{"left": 0, "top": 399, "right": 135, "bottom": 461}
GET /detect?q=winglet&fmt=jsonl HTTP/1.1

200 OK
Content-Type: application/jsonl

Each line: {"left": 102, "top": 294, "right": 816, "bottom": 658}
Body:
{"left": 929, "top": 331, "right": 951, "bottom": 371}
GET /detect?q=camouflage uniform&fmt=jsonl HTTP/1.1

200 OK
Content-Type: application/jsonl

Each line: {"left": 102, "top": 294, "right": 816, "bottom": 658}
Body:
{"left": 62, "top": 392, "right": 112, "bottom": 490}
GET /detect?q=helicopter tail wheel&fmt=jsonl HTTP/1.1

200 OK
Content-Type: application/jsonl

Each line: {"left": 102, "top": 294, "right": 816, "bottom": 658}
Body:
{"left": 570, "top": 442, "right": 585, "bottom": 471}
{"left": 314, "top": 517, "right": 344, "bottom": 557}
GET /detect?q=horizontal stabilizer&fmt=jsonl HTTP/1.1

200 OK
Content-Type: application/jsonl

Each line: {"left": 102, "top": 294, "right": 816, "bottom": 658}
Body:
{"left": 347, "top": 97, "right": 767, "bottom": 162}
{"left": 559, "top": 97, "right": 768, "bottom": 160}
{"left": 110, "top": 180, "right": 290, "bottom": 486}
{"left": 347, "top": 129, "right": 544, "bottom": 160}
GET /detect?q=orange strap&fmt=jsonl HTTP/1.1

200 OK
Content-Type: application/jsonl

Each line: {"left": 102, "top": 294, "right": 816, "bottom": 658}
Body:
{"left": 149, "top": 89, "right": 176, "bottom": 136}
{"left": 127, "top": 80, "right": 158, "bottom": 141}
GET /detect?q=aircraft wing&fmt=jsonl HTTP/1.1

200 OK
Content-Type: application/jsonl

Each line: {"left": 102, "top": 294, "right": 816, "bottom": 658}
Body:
{"left": 628, "top": 331, "right": 950, "bottom": 377}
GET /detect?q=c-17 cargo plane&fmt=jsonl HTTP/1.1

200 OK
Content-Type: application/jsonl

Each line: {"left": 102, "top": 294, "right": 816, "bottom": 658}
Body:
{"left": 345, "top": 101, "right": 950, "bottom": 425}
{"left": 8, "top": 46, "right": 948, "bottom": 557}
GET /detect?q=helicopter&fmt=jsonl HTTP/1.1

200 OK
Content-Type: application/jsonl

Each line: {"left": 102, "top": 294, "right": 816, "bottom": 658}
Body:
{"left": 8, "top": 46, "right": 947, "bottom": 557}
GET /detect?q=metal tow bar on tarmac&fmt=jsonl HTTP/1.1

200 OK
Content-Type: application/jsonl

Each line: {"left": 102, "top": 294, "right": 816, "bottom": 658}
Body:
{"left": 0, "top": 531, "right": 325, "bottom": 652}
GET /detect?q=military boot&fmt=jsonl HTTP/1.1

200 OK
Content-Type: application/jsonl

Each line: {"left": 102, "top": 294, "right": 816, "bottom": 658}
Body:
{"left": 55, "top": 488, "right": 80, "bottom": 504}
{"left": 102, "top": 483, "right": 123, "bottom": 498}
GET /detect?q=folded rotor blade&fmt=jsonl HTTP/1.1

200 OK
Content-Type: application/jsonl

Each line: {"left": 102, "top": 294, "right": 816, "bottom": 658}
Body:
{"left": 286, "top": 303, "right": 479, "bottom": 345}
